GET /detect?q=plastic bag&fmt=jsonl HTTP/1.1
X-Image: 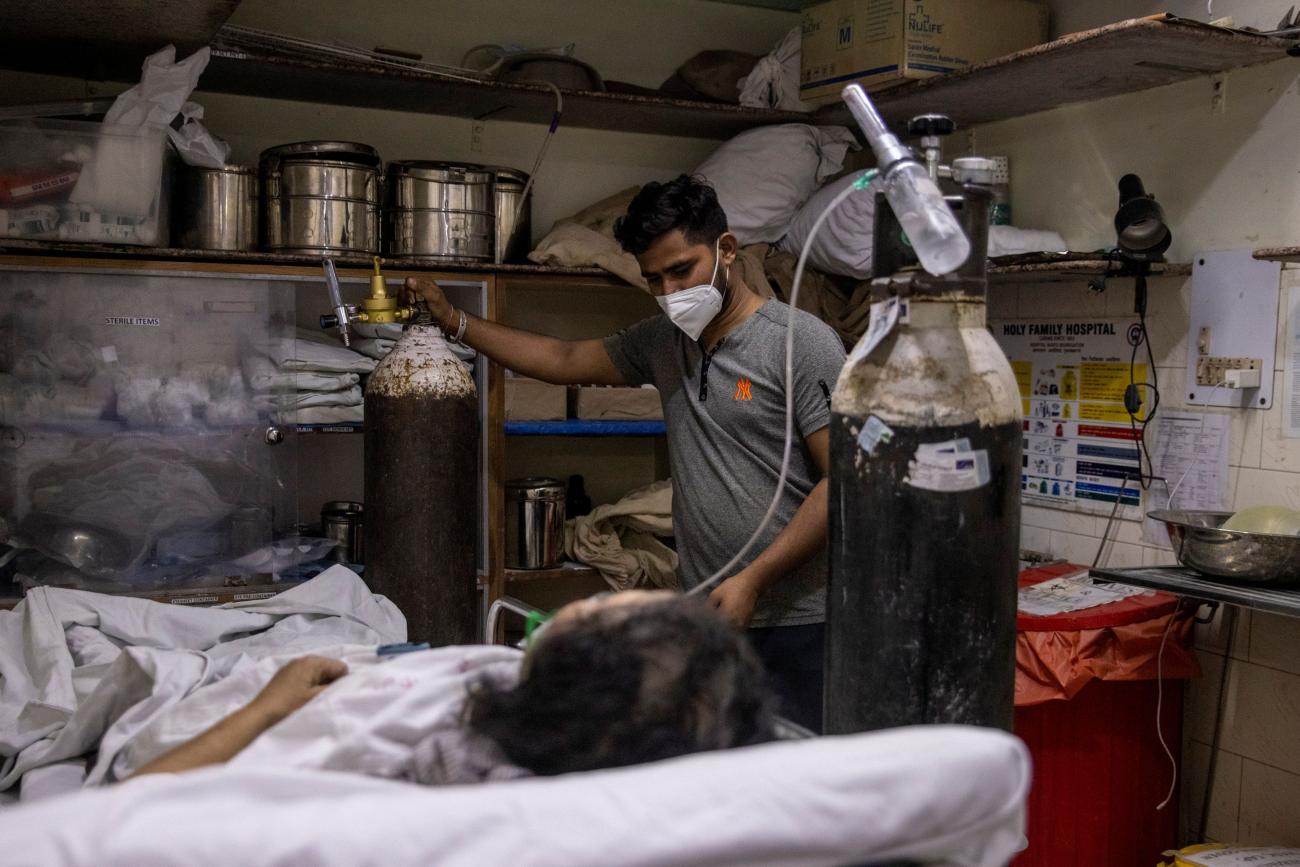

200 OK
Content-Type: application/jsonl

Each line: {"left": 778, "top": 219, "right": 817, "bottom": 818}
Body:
{"left": 169, "top": 101, "right": 231, "bottom": 169}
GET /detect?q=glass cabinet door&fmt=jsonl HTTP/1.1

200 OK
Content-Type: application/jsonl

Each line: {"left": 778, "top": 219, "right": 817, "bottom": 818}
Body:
{"left": 0, "top": 264, "right": 300, "bottom": 594}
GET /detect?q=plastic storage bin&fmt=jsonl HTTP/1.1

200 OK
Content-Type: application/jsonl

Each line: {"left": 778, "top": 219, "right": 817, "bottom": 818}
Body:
{"left": 0, "top": 118, "right": 168, "bottom": 246}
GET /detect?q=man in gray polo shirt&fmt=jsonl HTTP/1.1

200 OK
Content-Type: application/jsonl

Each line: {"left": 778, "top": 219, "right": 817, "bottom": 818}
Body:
{"left": 406, "top": 175, "right": 846, "bottom": 731}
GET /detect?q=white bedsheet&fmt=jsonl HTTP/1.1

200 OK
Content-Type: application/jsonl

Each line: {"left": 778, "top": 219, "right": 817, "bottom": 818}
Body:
{"left": 0, "top": 725, "right": 1029, "bottom": 867}
{"left": 0, "top": 567, "right": 404, "bottom": 796}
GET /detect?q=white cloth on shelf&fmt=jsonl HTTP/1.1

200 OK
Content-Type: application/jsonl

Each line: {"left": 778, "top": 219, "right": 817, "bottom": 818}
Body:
{"left": 777, "top": 170, "right": 883, "bottom": 280}
{"left": 241, "top": 355, "right": 359, "bottom": 394}
{"left": 266, "top": 386, "right": 362, "bottom": 410}
{"left": 0, "top": 566, "right": 403, "bottom": 795}
{"left": 260, "top": 332, "right": 376, "bottom": 375}
{"left": 351, "top": 337, "right": 397, "bottom": 360}
{"left": 564, "top": 479, "right": 679, "bottom": 591}
{"left": 286, "top": 405, "right": 365, "bottom": 425}
{"left": 694, "top": 124, "right": 856, "bottom": 245}
{"left": 988, "top": 225, "right": 1069, "bottom": 257}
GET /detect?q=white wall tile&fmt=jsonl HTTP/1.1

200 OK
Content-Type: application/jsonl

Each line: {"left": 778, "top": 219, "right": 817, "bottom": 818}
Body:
{"left": 1218, "top": 662, "right": 1300, "bottom": 777}
{"left": 1121, "top": 275, "right": 1192, "bottom": 371}
{"left": 1248, "top": 612, "right": 1300, "bottom": 678}
{"left": 1047, "top": 529, "right": 1103, "bottom": 567}
{"left": 1097, "top": 540, "right": 1144, "bottom": 568}
{"left": 1020, "top": 524, "right": 1051, "bottom": 554}
{"left": 1181, "top": 741, "right": 1242, "bottom": 844}
{"left": 1231, "top": 468, "right": 1300, "bottom": 512}
{"left": 1239, "top": 760, "right": 1300, "bottom": 847}
{"left": 1184, "top": 651, "right": 1232, "bottom": 745}
{"left": 1193, "top": 607, "right": 1251, "bottom": 660}
{"left": 1022, "top": 504, "right": 1100, "bottom": 536}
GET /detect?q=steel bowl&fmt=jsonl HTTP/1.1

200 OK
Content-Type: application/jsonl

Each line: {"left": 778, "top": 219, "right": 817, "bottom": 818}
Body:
{"left": 1148, "top": 509, "right": 1300, "bottom": 585}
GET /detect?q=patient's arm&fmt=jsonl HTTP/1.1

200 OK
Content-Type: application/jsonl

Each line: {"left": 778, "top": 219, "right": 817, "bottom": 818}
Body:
{"left": 132, "top": 655, "right": 348, "bottom": 778}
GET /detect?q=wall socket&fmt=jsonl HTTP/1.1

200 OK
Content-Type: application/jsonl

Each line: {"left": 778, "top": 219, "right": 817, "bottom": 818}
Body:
{"left": 470, "top": 121, "right": 485, "bottom": 153}
{"left": 1196, "top": 355, "right": 1260, "bottom": 387}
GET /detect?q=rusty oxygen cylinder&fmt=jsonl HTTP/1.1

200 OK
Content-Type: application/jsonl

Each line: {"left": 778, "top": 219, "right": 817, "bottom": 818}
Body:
{"left": 364, "top": 324, "right": 478, "bottom": 645}
{"left": 826, "top": 159, "right": 1022, "bottom": 734}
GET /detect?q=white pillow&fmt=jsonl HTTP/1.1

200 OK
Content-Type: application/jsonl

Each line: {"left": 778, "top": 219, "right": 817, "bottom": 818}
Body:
{"left": 695, "top": 124, "right": 856, "bottom": 245}
{"left": 777, "top": 170, "right": 881, "bottom": 280}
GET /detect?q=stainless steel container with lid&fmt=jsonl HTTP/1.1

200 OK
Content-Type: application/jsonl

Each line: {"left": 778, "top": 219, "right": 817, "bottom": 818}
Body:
{"left": 488, "top": 166, "right": 531, "bottom": 264}
{"left": 504, "top": 477, "right": 566, "bottom": 570}
{"left": 385, "top": 161, "right": 494, "bottom": 261}
{"left": 321, "top": 500, "right": 364, "bottom": 564}
{"left": 172, "top": 164, "right": 259, "bottom": 251}
{"left": 261, "top": 141, "right": 381, "bottom": 255}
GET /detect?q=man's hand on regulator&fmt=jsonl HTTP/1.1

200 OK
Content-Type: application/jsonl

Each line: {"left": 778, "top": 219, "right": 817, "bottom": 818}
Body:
{"left": 404, "top": 277, "right": 456, "bottom": 328}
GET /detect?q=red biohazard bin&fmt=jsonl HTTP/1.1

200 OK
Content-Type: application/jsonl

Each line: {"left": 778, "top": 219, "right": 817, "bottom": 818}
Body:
{"left": 1013, "top": 563, "right": 1200, "bottom": 867}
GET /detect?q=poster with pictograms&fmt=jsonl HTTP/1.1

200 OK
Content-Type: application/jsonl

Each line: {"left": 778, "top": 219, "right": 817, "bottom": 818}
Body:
{"left": 992, "top": 318, "right": 1146, "bottom": 515}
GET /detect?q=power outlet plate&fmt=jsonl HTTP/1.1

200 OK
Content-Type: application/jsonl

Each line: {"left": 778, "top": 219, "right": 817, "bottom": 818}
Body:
{"left": 470, "top": 121, "right": 485, "bottom": 153}
{"left": 1196, "top": 356, "right": 1261, "bottom": 387}
{"left": 1185, "top": 250, "right": 1281, "bottom": 408}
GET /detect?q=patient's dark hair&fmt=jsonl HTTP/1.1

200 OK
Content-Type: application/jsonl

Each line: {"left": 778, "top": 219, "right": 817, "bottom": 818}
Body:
{"left": 466, "top": 597, "right": 775, "bottom": 776}
{"left": 613, "top": 174, "right": 729, "bottom": 255}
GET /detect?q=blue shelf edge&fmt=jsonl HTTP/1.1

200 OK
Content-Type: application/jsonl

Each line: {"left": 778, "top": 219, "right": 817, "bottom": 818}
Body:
{"left": 505, "top": 420, "right": 666, "bottom": 436}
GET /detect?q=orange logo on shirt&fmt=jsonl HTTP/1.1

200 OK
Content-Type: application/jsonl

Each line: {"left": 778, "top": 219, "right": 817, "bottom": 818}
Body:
{"left": 734, "top": 378, "right": 753, "bottom": 401}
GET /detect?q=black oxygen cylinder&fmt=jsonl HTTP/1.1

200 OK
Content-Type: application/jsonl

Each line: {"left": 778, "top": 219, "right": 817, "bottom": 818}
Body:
{"left": 826, "top": 182, "right": 1021, "bottom": 735}
{"left": 364, "top": 325, "right": 479, "bottom": 645}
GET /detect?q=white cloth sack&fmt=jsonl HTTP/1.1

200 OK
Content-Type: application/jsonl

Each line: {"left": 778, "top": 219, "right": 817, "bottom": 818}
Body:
{"left": 777, "top": 170, "right": 882, "bottom": 280}
{"left": 242, "top": 354, "right": 359, "bottom": 393}
{"left": 739, "top": 26, "right": 815, "bottom": 112}
{"left": 564, "top": 479, "right": 679, "bottom": 591}
{"left": 266, "top": 386, "right": 362, "bottom": 410}
{"left": 261, "top": 332, "right": 376, "bottom": 375}
{"left": 0, "top": 725, "right": 1029, "bottom": 867}
{"left": 988, "top": 225, "right": 1068, "bottom": 257}
{"left": 0, "top": 567, "right": 403, "bottom": 792}
{"left": 695, "top": 124, "right": 855, "bottom": 245}
{"left": 287, "top": 405, "right": 365, "bottom": 425}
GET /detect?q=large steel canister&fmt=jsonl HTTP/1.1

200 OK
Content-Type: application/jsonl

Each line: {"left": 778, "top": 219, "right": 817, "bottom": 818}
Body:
{"left": 172, "top": 164, "right": 258, "bottom": 251}
{"left": 489, "top": 166, "right": 531, "bottom": 264}
{"left": 260, "top": 141, "right": 381, "bottom": 255}
{"left": 385, "top": 161, "right": 494, "bottom": 261}
{"left": 364, "top": 325, "right": 478, "bottom": 645}
{"left": 321, "top": 500, "right": 364, "bottom": 564}
{"left": 827, "top": 297, "right": 1021, "bottom": 734}
{"left": 504, "top": 477, "right": 566, "bottom": 569}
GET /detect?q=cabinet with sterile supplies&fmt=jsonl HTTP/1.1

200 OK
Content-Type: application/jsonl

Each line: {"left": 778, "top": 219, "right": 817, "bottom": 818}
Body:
{"left": 0, "top": 260, "right": 494, "bottom": 604}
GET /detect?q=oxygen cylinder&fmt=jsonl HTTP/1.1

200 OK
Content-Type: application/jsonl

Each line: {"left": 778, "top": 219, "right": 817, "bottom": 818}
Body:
{"left": 826, "top": 173, "right": 1021, "bottom": 734}
{"left": 364, "top": 325, "right": 479, "bottom": 645}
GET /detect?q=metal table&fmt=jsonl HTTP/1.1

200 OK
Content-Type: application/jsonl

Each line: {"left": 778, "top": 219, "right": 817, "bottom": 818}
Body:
{"left": 1090, "top": 565, "right": 1300, "bottom": 619}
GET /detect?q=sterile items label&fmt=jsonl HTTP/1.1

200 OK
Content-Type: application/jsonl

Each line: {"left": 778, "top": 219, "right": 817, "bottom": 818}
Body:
{"left": 904, "top": 438, "right": 990, "bottom": 492}
{"left": 104, "top": 316, "right": 161, "bottom": 327}
{"left": 1175, "top": 848, "right": 1300, "bottom": 867}
{"left": 1017, "top": 570, "right": 1151, "bottom": 617}
{"left": 846, "top": 297, "right": 903, "bottom": 366}
{"left": 857, "top": 414, "right": 895, "bottom": 456}
{"left": 993, "top": 317, "right": 1145, "bottom": 516}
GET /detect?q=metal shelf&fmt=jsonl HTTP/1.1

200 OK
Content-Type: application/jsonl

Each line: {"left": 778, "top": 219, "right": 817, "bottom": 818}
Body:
{"left": 505, "top": 420, "right": 665, "bottom": 437}
{"left": 813, "top": 15, "right": 1296, "bottom": 130}
{"left": 1254, "top": 246, "right": 1300, "bottom": 263}
{"left": 986, "top": 255, "right": 1192, "bottom": 283}
{"left": 505, "top": 563, "right": 603, "bottom": 584}
{"left": 1091, "top": 565, "right": 1300, "bottom": 619}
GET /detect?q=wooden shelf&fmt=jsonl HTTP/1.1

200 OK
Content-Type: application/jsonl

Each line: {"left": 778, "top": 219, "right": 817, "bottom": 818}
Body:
{"left": 505, "top": 564, "right": 602, "bottom": 585}
{"left": 0, "top": 0, "right": 240, "bottom": 59}
{"left": 1254, "top": 246, "right": 1300, "bottom": 263}
{"left": 505, "top": 420, "right": 665, "bottom": 437}
{"left": 813, "top": 15, "right": 1297, "bottom": 130}
{"left": 986, "top": 254, "right": 1192, "bottom": 283}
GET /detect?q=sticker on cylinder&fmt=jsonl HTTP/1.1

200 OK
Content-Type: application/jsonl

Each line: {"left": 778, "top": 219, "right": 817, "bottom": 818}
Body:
{"left": 905, "top": 438, "right": 990, "bottom": 492}
{"left": 857, "top": 414, "right": 895, "bottom": 456}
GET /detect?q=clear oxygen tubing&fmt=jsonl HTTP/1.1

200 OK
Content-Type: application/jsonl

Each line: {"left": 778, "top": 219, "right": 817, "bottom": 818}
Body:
{"left": 687, "top": 168, "right": 879, "bottom": 598}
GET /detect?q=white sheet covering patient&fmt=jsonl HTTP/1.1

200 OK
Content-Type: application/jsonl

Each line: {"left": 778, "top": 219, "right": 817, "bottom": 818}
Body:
{"left": 130, "top": 590, "right": 777, "bottom": 783}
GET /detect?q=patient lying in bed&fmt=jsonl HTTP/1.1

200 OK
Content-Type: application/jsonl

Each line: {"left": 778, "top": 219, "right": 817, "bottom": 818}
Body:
{"left": 133, "top": 591, "right": 776, "bottom": 782}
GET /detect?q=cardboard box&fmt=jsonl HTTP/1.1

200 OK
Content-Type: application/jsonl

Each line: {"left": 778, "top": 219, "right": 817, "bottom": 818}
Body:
{"left": 571, "top": 385, "right": 663, "bottom": 421}
{"left": 799, "top": 0, "right": 1049, "bottom": 104}
{"left": 505, "top": 377, "right": 567, "bottom": 421}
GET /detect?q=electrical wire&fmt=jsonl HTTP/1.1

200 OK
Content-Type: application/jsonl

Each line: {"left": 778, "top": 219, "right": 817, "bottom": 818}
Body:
{"left": 1154, "top": 598, "right": 1183, "bottom": 811}
{"left": 1128, "top": 280, "right": 1162, "bottom": 490}
{"left": 687, "top": 169, "right": 879, "bottom": 597}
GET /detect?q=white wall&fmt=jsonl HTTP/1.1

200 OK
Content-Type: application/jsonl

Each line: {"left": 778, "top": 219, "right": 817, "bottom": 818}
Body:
{"left": 982, "top": 0, "right": 1300, "bottom": 846}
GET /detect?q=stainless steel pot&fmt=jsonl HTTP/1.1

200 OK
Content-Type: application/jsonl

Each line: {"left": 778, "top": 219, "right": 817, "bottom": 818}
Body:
{"left": 321, "top": 500, "right": 364, "bottom": 564}
{"left": 505, "top": 477, "right": 566, "bottom": 570}
{"left": 1148, "top": 509, "right": 1300, "bottom": 585}
{"left": 172, "top": 164, "right": 258, "bottom": 251}
{"left": 261, "top": 141, "right": 381, "bottom": 255}
{"left": 489, "top": 166, "right": 531, "bottom": 264}
{"left": 385, "top": 161, "right": 494, "bottom": 260}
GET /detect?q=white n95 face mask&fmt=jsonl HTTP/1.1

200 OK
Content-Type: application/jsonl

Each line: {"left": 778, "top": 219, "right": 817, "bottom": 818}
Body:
{"left": 656, "top": 241, "right": 725, "bottom": 342}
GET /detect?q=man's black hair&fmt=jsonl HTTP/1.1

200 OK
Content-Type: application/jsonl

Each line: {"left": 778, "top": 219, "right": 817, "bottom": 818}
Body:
{"left": 465, "top": 597, "right": 775, "bottom": 776}
{"left": 613, "top": 174, "right": 729, "bottom": 255}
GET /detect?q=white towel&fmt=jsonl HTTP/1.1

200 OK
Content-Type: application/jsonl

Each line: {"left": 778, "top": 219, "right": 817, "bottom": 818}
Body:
{"left": 286, "top": 405, "right": 365, "bottom": 425}
{"left": 242, "top": 355, "right": 360, "bottom": 393}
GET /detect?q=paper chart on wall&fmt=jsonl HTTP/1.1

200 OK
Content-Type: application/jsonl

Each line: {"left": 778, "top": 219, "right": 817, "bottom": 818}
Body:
{"left": 1142, "top": 412, "right": 1230, "bottom": 546}
{"left": 993, "top": 318, "right": 1146, "bottom": 516}
{"left": 1285, "top": 287, "right": 1300, "bottom": 438}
